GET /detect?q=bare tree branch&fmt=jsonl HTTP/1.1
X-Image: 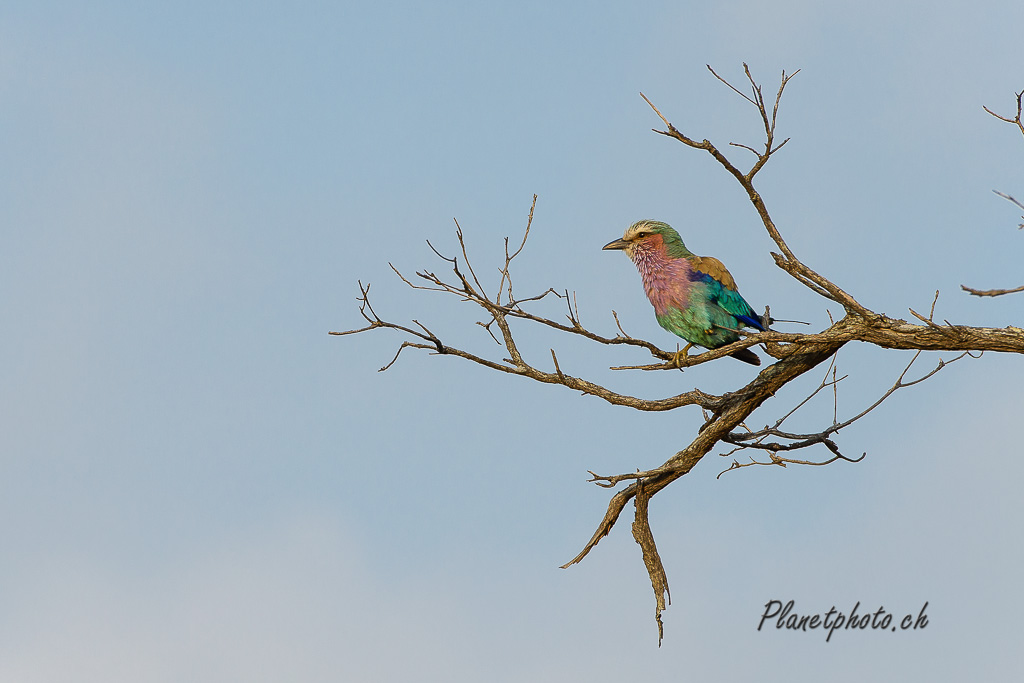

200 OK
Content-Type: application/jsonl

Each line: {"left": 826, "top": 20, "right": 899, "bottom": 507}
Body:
{"left": 962, "top": 283, "right": 1024, "bottom": 297}
{"left": 961, "top": 90, "right": 1024, "bottom": 295}
{"left": 983, "top": 89, "right": 1024, "bottom": 138}
{"left": 632, "top": 480, "right": 670, "bottom": 647}
{"left": 993, "top": 190, "right": 1024, "bottom": 217}
{"left": 334, "top": 66, "right": 1024, "bottom": 642}
{"left": 717, "top": 347, "right": 975, "bottom": 477}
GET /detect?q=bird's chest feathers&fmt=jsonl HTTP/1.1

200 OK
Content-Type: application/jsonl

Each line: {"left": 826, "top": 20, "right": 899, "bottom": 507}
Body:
{"left": 631, "top": 246, "right": 695, "bottom": 315}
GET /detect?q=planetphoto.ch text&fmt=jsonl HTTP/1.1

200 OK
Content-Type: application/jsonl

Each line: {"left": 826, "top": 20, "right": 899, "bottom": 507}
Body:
{"left": 758, "top": 600, "right": 929, "bottom": 642}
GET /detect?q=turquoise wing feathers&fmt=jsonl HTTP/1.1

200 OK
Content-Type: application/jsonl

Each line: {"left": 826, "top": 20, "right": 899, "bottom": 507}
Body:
{"left": 700, "top": 276, "right": 765, "bottom": 331}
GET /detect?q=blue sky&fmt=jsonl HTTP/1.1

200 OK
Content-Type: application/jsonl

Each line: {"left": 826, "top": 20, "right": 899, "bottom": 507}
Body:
{"left": 2, "top": 1, "right": 1022, "bottom": 680}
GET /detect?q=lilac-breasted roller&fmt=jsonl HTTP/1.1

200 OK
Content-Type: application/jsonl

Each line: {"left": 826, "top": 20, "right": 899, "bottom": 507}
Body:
{"left": 603, "top": 220, "right": 765, "bottom": 366}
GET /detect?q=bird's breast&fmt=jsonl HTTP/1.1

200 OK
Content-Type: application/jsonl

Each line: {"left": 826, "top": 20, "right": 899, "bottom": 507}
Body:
{"left": 632, "top": 253, "right": 693, "bottom": 315}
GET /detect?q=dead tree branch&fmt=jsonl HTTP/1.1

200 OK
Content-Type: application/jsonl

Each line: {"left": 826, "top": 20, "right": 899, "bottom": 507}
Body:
{"left": 334, "top": 66, "right": 1024, "bottom": 642}
{"left": 962, "top": 90, "right": 1024, "bottom": 295}
{"left": 961, "top": 283, "right": 1024, "bottom": 297}
{"left": 983, "top": 89, "right": 1024, "bottom": 139}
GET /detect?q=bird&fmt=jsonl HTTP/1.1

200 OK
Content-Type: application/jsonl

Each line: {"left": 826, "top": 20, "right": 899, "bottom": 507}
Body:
{"left": 603, "top": 219, "right": 766, "bottom": 366}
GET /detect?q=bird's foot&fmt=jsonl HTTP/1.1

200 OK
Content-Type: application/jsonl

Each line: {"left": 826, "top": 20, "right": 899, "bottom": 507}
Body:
{"left": 669, "top": 343, "right": 695, "bottom": 368}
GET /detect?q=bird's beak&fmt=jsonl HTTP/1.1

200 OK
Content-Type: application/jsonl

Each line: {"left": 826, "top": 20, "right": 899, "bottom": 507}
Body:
{"left": 602, "top": 238, "right": 630, "bottom": 251}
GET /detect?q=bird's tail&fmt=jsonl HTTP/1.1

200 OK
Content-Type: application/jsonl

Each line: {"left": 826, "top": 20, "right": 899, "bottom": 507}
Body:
{"left": 765, "top": 317, "right": 810, "bottom": 327}
{"left": 760, "top": 306, "right": 810, "bottom": 329}
{"left": 730, "top": 348, "right": 761, "bottom": 365}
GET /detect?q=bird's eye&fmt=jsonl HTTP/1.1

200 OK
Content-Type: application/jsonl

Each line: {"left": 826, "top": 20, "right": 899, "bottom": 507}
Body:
{"left": 635, "top": 232, "right": 648, "bottom": 238}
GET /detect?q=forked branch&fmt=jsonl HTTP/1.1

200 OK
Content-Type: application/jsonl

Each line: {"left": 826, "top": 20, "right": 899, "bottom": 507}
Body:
{"left": 335, "top": 67, "right": 1024, "bottom": 643}
{"left": 962, "top": 89, "right": 1024, "bottom": 295}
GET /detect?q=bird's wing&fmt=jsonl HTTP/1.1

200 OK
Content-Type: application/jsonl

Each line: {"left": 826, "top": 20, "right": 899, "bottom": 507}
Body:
{"left": 692, "top": 255, "right": 764, "bottom": 330}
{"left": 716, "top": 290, "right": 764, "bottom": 330}
{"left": 691, "top": 255, "right": 738, "bottom": 291}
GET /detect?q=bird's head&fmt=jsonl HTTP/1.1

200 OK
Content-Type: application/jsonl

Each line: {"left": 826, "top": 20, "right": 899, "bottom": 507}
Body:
{"left": 602, "top": 220, "right": 689, "bottom": 258}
